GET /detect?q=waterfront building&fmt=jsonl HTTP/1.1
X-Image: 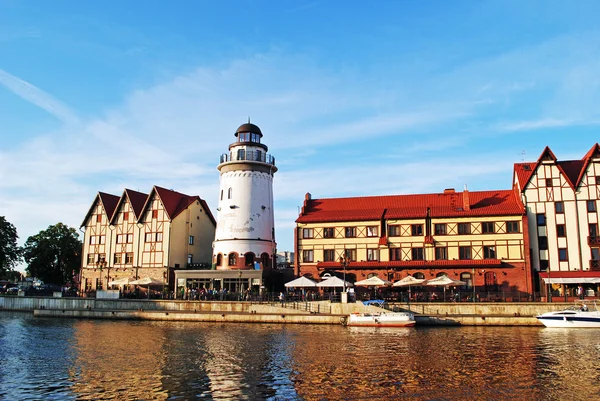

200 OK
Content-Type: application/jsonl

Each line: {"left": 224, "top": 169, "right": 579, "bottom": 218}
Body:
{"left": 295, "top": 188, "right": 532, "bottom": 297}
{"left": 513, "top": 143, "right": 600, "bottom": 298}
{"left": 79, "top": 186, "right": 216, "bottom": 293}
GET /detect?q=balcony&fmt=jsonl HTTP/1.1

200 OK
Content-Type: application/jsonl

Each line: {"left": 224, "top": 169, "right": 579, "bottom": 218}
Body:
{"left": 220, "top": 152, "right": 276, "bottom": 166}
{"left": 588, "top": 236, "right": 600, "bottom": 246}
{"left": 590, "top": 260, "right": 600, "bottom": 271}
{"left": 424, "top": 235, "right": 435, "bottom": 245}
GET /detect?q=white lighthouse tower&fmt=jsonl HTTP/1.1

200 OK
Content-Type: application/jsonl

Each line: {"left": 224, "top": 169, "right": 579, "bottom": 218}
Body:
{"left": 213, "top": 122, "right": 277, "bottom": 271}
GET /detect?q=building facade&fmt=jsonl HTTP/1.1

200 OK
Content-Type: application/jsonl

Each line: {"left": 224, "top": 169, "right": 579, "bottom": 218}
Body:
{"left": 295, "top": 188, "right": 532, "bottom": 297}
{"left": 514, "top": 144, "right": 600, "bottom": 296}
{"left": 79, "top": 186, "right": 216, "bottom": 293}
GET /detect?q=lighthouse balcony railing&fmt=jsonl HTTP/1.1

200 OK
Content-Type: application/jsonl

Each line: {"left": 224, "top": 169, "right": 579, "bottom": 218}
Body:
{"left": 220, "top": 152, "right": 276, "bottom": 166}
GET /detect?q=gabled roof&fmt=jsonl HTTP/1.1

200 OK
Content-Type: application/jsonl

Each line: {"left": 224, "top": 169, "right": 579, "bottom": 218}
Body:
{"left": 514, "top": 143, "right": 599, "bottom": 192}
{"left": 109, "top": 189, "right": 149, "bottom": 224}
{"left": 139, "top": 186, "right": 216, "bottom": 225}
{"left": 80, "top": 192, "right": 120, "bottom": 227}
{"left": 296, "top": 189, "right": 524, "bottom": 224}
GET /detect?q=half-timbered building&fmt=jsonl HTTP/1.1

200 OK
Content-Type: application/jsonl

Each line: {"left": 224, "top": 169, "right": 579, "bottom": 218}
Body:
{"left": 514, "top": 143, "right": 600, "bottom": 298}
{"left": 295, "top": 188, "right": 531, "bottom": 297}
{"left": 79, "top": 186, "right": 216, "bottom": 293}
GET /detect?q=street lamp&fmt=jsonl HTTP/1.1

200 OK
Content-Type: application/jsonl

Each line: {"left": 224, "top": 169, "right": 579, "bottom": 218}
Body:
{"left": 97, "top": 257, "right": 106, "bottom": 290}
{"left": 339, "top": 255, "right": 350, "bottom": 294}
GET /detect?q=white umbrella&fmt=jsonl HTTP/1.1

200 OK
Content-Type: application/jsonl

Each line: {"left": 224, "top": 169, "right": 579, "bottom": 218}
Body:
{"left": 317, "top": 276, "right": 353, "bottom": 289}
{"left": 392, "top": 275, "right": 427, "bottom": 305}
{"left": 130, "top": 277, "right": 164, "bottom": 286}
{"left": 285, "top": 276, "right": 317, "bottom": 288}
{"left": 107, "top": 277, "right": 134, "bottom": 286}
{"left": 425, "top": 275, "right": 466, "bottom": 301}
{"left": 354, "top": 276, "right": 391, "bottom": 287}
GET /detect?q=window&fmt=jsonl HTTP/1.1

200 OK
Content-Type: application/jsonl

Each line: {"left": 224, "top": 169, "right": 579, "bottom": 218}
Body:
{"left": 538, "top": 236, "right": 548, "bottom": 250}
{"left": 589, "top": 223, "right": 598, "bottom": 237}
{"left": 344, "top": 249, "right": 357, "bottom": 261}
{"left": 461, "top": 272, "right": 473, "bottom": 289}
{"left": 545, "top": 178, "right": 552, "bottom": 187}
{"left": 411, "top": 224, "right": 423, "bottom": 236}
{"left": 458, "top": 223, "right": 471, "bottom": 235}
{"left": 367, "top": 248, "right": 379, "bottom": 261}
{"left": 156, "top": 232, "right": 163, "bottom": 242}
{"left": 410, "top": 247, "right": 423, "bottom": 260}
{"left": 323, "top": 227, "right": 334, "bottom": 238}
{"left": 434, "top": 224, "right": 446, "bottom": 235}
{"left": 99, "top": 235, "right": 105, "bottom": 244}
{"left": 345, "top": 227, "right": 356, "bottom": 238}
{"left": 588, "top": 200, "right": 597, "bottom": 212}
{"left": 558, "top": 248, "right": 568, "bottom": 261}
{"left": 596, "top": 176, "right": 600, "bottom": 185}
{"left": 390, "top": 248, "right": 402, "bottom": 261}
{"left": 540, "top": 259, "right": 549, "bottom": 271}
{"left": 87, "top": 254, "right": 94, "bottom": 264}
{"left": 127, "top": 234, "right": 133, "bottom": 243}
{"left": 152, "top": 209, "right": 158, "bottom": 219}
{"left": 123, "top": 212, "right": 129, "bottom": 221}
{"left": 188, "top": 254, "right": 193, "bottom": 264}
{"left": 228, "top": 188, "right": 233, "bottom": 199}
{"left": 114, "top": 253, "right": 123, "bottom": 264}
{"left": 302, "top": 228, "right": 314, "bottom": 239}
{"left": 303, "top": 250, "right": 314, "bottom": 262}
{"left": 506, "top": 221, "right": 520, "bottom": 233}
{"left": 189, "top": 235, "right": 194, "bottom": 245}
{"left": 366, "top": 226, "right": 378, "bottom": 237}
{"left": 459, "top": 246, "right": 471, "bottom": 260}
{"left": 557, "top": 224, "right": 566, "bottom": 237}
{"left": 481, "top": 222, "right": 495, "bottom": 234}
{"left": 96, "top": 214, "right": 102, "bottom": 223}
{"left": 89, "top": 236, "right": 96, "bottom": 245}
{"left": 145, "top": 232, "right": 153, "bottom": 242}
{"left": 116, "top": 234, "right": 124, "bottom": 244}
{"left": 220, "top": 190, "right": 223, "bottom": 201}
{"left": 555, "top": 202, "right": 564, "bottom": 214}
{"left": 592, "top": 248, "right": 600, "bottom": 261}
{"left": 323, "top": 249, "right": 335, "bottom": 262}
{"left": 125, "top": 253, "right": 133, "bottom": 264}
{"left": 536, "top": 213, "right": 546, "bottom": 226}
{"left": 435, "top": 247, "right": 447, "bottom": 260}
{"left": 388, "top": 225, "right": 400, "bottom": 236}
{"left": 483, "top": 246, "right": 496, "bottom": 259}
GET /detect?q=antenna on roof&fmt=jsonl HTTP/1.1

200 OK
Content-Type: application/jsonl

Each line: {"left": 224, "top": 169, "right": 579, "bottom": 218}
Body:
{"left": 248, "top": 116, "right": 251, "bottom": 123}
{"left": 519, "top": 150, "right": 526, "bottom": 162}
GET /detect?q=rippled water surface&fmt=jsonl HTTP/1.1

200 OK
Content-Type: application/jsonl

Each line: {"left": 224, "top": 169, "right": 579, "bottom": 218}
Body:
{"left": 1, "top": 312, "right": 600, "bottom": 400}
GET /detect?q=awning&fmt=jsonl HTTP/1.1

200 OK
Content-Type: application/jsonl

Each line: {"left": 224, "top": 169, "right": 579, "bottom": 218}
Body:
{"left": 539, "top": 271, "right": 600, "bottom": 284}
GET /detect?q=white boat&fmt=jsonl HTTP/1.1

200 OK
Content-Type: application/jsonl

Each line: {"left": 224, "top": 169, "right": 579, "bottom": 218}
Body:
{"left": 536, "top": 304, "right": 600, "bottom": 328}
{"left": 342, "top": 300, "right": 415, "bottom": 327}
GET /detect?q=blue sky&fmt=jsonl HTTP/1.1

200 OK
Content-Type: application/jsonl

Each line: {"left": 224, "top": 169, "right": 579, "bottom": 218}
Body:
{"left": 2, "top": 1, "right": 600, "bottom": 260}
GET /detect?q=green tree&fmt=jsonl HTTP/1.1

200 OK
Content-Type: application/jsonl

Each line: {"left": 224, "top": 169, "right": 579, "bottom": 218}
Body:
{"left": 23, "top": 223, "right": 82, "bottom": 285}
{"left": 0, "top": 216, "right": 21, "bottom": 277}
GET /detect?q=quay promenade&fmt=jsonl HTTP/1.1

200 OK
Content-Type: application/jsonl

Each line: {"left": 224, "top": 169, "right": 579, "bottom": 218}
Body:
{"left": 0, "top": 295, "right": 577, "bottom": 326}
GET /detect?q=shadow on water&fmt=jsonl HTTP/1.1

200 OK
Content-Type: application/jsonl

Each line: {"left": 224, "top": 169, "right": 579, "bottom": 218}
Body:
{"left": 2, "top": 313, "right": 600, "bottom": 400}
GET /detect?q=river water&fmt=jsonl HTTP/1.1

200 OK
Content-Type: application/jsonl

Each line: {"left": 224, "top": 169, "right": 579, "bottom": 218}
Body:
{"left": 1, "top": 312, "right": 599, "bottom": 400}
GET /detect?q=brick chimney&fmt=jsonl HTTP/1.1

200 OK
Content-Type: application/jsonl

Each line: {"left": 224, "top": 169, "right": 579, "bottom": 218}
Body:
{"left": 463, "top": 185, "right": 471, "bottom": 211}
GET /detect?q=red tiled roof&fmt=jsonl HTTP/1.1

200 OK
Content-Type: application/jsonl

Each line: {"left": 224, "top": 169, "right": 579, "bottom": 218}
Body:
{"left": 576, "top": 143, "right": 600, "bottom": 187}
{"left": 316, "top": 259, "right": 503, "bottom": 269}
{"left": 513, "top": 163, "right": 536, "bottom": 190}
{"left": 296, "top": 190, "right": 523, "bottom": 223}
{"left": 140, "top": 186, "right": 216, "bottom": 226}
{"left": 80, "top": 192, "right": 120, "bottom": 227}
{"left": 109, "top": 189, "right": 149, "bottom": 224}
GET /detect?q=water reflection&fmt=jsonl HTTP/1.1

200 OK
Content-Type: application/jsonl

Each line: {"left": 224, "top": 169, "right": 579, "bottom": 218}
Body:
{"left": 2, "top": 313, "right": 600, "bottom": 400}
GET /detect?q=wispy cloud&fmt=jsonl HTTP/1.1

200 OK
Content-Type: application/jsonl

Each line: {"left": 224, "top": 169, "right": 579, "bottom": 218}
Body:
{"left": 0, "top": 68, "right": 80, "bottom": 125}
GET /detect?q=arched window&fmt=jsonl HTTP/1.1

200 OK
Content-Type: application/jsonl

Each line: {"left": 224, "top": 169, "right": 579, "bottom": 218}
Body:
{"left": 367, "top": 272, "right": 379, "bottom": 278}
{"left": 245, "top": 252, "right": 255, "bottom": 267}
{"left": 261, "top": 253, "right": 270, "bottom": 269}
{"left": 216, "top": 253, "right": 223, "bottom": 266}
{"left": 460, "top": 272, "right": 472, "bottom": 288}
{"left": 228, "top": 188, "right": 233, "bottom": 199}
{"left": 228, "top": 253, "right": 238, "bottom": 266}
{"left": 436, "top": 272, "right": 447, "bottom": 278}
{"left": 413, "top": 272, "right": 425, "bottom": 280}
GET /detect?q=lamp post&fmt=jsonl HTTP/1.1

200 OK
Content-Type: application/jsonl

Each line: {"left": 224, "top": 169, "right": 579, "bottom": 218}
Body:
{"left": 472, "top": 267, "right": 476, "bottom": 303}
{"left": 339, "top": 255, "right": 349, "bottom": 302}
{"left": 97, "top": 257, "right": 106, "bottom": 291}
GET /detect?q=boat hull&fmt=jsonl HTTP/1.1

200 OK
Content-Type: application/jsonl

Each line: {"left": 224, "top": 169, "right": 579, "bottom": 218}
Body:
{"left": 346, "top": 312, "right": 415, "bottom": 327}
{"left": 536, "top": 310, "right": 600, "bottom": 328}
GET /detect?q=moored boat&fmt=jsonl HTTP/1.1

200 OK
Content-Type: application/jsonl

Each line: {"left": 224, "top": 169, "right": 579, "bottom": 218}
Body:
{"left": 344, "top": 310, "right": 416, "bottom": 327}
{"left": 536, "top": 304, "right": 600, "bottom": 328}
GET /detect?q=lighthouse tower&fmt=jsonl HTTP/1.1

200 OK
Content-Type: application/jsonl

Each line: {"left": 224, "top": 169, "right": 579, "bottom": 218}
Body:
{"left": 213, "top": 122, "right": 277, "bottom": 271}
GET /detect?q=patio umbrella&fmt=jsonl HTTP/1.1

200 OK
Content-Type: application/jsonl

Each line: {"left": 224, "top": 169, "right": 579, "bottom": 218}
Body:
{"left": 284, "top": 276, "right": 317, "bottom": 288}
{"left": 316, "top": 276, "right": 353, "bottom": 293}
{"left": 392, "top": 275, "right": 426, "bottom": 305}
{"left": 425, "top": 275, "right": 466, "bottom": 301}
{"left": 108, "top": 277, "right": 135, "bottom": 286}
{"left": 355, "top": 276, "right": 391, "bottom": 299}
{"left": 130, "top": 277, "right": 165, "bottom": 299}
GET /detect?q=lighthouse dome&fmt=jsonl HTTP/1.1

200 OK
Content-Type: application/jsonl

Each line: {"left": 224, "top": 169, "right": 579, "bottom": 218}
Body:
{"left": 235, "top": 123, "right": 263, "bottom": 138}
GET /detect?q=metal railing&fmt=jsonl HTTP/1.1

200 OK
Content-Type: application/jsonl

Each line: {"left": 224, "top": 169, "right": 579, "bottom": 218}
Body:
{"left": 220, "top": 152, "right": 276, "bottom": 166}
